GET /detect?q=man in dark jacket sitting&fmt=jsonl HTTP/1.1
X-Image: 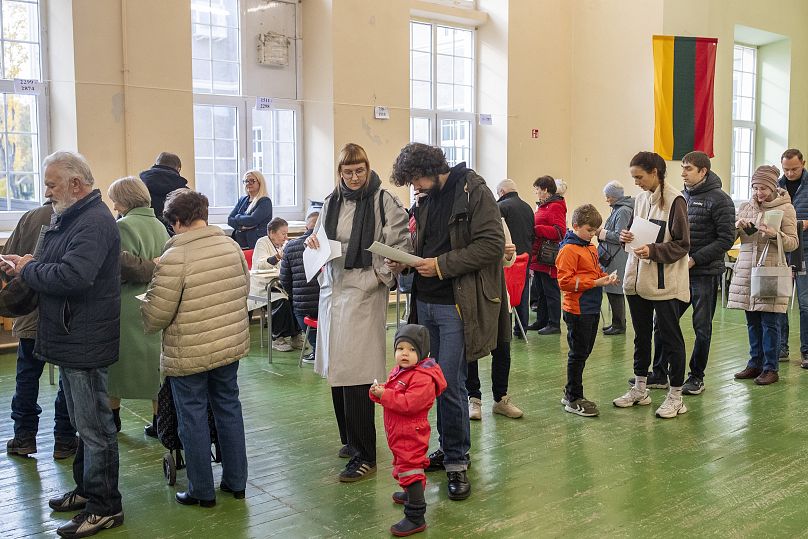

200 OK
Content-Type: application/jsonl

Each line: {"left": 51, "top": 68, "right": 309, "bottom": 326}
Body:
{"left": 139, "top": 152, "right": 188, "bottom": 235}
{"left": 280, "top": 211, "right": 321, "bottom": 363}
{"left": 2, "top": 151, "right": 124, "bottom": 537}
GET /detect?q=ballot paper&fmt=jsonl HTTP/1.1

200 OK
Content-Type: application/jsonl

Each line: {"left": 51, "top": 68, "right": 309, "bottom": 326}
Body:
{"left": 367, "top": 241, "right": 424, "bottom": 266}
{"left": 135, "top": 293, "right": 147, "bottom": 302}
{"left": 0, "top": 254, "right": 16, "bottom": 271}
{"left": 303, "top": 226, "right": 342, "bottom": 282}
{"left": 625, "top": 217, "right": 662, "bottom": 254}
{"left": 764, "top": 209, "right": 784, "bottom": 231}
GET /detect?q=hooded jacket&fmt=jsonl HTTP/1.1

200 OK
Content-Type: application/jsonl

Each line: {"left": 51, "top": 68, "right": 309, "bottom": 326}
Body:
{"left": 530, "top": 194, "right": 567, "bottom": 276}
{"left": 557, "top": 230, "right": 607, "bottom": 315}
{"left": 683, "top": 171, "right": 736, "bottom": 276}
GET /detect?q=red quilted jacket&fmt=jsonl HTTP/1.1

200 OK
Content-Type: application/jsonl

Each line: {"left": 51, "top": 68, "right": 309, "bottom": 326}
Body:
{"left": 530, "top": 195, "right": 568, "bottom": 277}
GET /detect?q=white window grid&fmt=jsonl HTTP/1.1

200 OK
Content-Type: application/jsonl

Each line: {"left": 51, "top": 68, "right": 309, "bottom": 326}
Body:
{"left": 731, "top": 43, "right": 757, "bottom": 201}
{"left": 191, "top": 0, "right": 241, "bottom": 96}
{"left": 409, "top": 20, "right": 475, "bottom": 169}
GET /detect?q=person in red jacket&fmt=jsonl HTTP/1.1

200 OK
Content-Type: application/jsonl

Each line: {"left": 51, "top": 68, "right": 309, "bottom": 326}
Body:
{"left": 370, "top": 324, "right": 447, "bottom": 537}
{"left": 528, "top": 175, "right": 568, "bottom": 334}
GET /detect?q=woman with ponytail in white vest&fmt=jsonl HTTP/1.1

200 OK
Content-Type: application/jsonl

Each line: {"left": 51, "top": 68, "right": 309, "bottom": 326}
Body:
{"left": 613, "top": 152, "right": 691, "bottom": 419}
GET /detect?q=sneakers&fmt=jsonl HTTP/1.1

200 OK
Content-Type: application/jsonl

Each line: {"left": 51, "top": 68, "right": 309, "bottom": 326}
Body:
{"left": 779, "top": 348, "right": 790, "bottom": 361}
{"left": 53, "top": 436, "right": 79, "bottom": 460}
{"left": 754, "top": 371, "right": 779, "bottom": 385}
{"left": 56, "top": 511, "right": 124, "bottom": 538}
{"left": 289, "top": 333, "right": 306, "bottom": 350}
{"left": 564, "top": 398, "right": 599, "bottom": 417}
{"left": 301, "top": 351, "right": 315, "bottom": 364}
{"left": 49, "top": 490, "right": 89, "bottom": 512}
{"left": 338, "top": 456, "right": 377, "bottom": 482}
{"left": 603, "top": 326, "right": 625, "bottom": 335}
{"left": 7, "top": 433, "right": 36, "bottom": 456}
{"left": 468, "top": 398, "right": 482, "bottom": 420}
{"left": 492, "top": 395, "right": 523, "bottom": 418}
{"left": 734, "top": 366, "right": 762, "bottom": 379}
{"left": 627, "top": 372, "right": 669, "bottom": 389}
{"left": 655, "top": 393, "right": 688, "bottom": 418}
{"left": 338, "top": 444, "right": 353, "bottom": 458}
{"left": 681, "top": 376, "right": 705, "bottom": 395}
{"left": 613, "top": 386, "right": 652, "bottom": 408}
{"left": 271, "top": 338, "right": 293, "bottom": 352}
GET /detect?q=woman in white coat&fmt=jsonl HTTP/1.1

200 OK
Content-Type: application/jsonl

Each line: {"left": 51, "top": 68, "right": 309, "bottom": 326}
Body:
{"left": 306, "top": 143, "right": 410, "bottom": 482}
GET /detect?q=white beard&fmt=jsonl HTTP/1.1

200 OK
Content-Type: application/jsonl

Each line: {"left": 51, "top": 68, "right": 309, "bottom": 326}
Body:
{"left": 52, "top": 195, "right": 79, "bottom": 215}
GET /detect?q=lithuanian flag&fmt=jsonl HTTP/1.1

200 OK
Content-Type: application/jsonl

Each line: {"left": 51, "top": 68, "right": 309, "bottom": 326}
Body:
{"left": 653, "top": 35, "right": 718, "bottom": 161}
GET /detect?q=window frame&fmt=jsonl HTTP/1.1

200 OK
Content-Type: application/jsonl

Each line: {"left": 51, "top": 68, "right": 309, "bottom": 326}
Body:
{"left": 409, "top": 19, "right": 476, "bottom": 169}
{"left": 731, "top": 43, "right": 758, "bottom": 202}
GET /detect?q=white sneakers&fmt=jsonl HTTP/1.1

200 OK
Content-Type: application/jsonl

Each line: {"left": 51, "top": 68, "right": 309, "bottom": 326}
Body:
{"left": 612, "top": 386, "right": 652, "bottom": 408}
{"left": 655, "top": 393, "right": 687, "bottom": 419}
{"left": 468, "top": 398, "right": 482, "bottom": 420}
{"left": 271, "top": 338, "right": 293, "bottom": 352}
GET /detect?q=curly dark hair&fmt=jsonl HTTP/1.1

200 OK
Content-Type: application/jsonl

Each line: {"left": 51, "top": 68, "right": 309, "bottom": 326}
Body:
{"left": 390, "top": 143, "right": 450, "bottom": 187}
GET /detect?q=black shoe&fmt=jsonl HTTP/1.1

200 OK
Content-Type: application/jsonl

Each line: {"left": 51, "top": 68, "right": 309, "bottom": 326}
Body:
{"left": 338, "top": 444, "right": 353, "bottom": 458}
{"left": 426, "top": 449, "right": 471, "bottom": 472}
{"left": 144, "top": 415, "right": 158, "bottom": 438}
{"left": 513, "top": 330, "right": 525, "bottom": 340}
{"left": 220, "top": 483, "right": 246, "bottom": 499}
{"left": 780, "top": 348, "right": 790, "bottom": 360}
{"left": 682, "top": 376, "right": 705, "bottom": 395}
{"left": 392, "top": 491, "right": 408, "bottom": 505}
{"left": 390, "top": 517, "right": 427, "bottom": 536}
{"left": 7, "top": 433, "right": 37, "bottom": 456}
{"left": 175, "top": 491, "right": 216, "bottom": 507}
{"left": 55, "top": 511, "right": 124, "bottom": 538}
{"left": 53, "top": 436, "right": 78, "bottom": 460}
{"left": 49, "top": 489, "right": 89, "bottom": 512}
{"left": 603, "top": 326, "right": 625, "bottom": 335}
{"left": 338, "top": 456, "right": 377, "bottom": 482}
{"left": 111, "top": 408, "right": 121, "bottom": 433}
{"left": 301, "top": 351, "right": 315, "bottom": 364}
{"left": 446, "top": 470, "right": 471, "bottom": 500}
{"left": 537, "top": 325, "right": 561, "bottom": 335}
{"left": 525, "top": 321, "right": 543, "bottom": 331}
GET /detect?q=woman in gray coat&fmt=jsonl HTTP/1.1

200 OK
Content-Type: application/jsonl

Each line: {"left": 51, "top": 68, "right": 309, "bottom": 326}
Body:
{"left": 597, "top": 181, "right": 634, "bottom": 335}
{"left": 306, "top": 143, "right": 410, "bottom": 482}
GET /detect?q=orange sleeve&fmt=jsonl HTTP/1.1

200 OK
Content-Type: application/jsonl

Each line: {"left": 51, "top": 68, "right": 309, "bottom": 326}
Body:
{"left": 556, "top": 247, "right": 578, "bottom": 292}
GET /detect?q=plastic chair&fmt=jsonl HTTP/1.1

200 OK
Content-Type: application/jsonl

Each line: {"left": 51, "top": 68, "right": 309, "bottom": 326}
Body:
{"left": 299, "top": 316, "right": 317, "bottom": 368}
{"left": 243, "top": 249, "right": 254, "bottom": 270}
{"left": 503, "top": 253, "right": 530, "bottom": 342}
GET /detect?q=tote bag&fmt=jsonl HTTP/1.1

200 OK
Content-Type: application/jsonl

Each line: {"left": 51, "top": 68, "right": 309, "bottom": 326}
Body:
{"left": 750, "top": 232, "right": 792, "bottom": 299}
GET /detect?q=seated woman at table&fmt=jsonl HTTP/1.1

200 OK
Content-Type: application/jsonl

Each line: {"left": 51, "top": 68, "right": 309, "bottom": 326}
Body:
{"left": 228, "top": 170, "right": 273, "bottom": 250}
{"left": 249, "top": 217, "right": 303, "bottom": 352}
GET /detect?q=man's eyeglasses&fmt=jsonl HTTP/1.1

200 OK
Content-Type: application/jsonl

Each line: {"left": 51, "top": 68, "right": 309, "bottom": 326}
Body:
{"left": 243, "top": 179, "right": 258, "bottom": 185}
{"left": 341, "top": 168, "right": 367, "bottom": 179}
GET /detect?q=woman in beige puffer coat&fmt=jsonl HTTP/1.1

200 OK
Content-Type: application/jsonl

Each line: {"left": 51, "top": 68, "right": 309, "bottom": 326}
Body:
{"left": 728, "top": 165, "right": 798, "bottom": 386}
{"left": 141, "top": 189, "right": 250, "bottom": 506}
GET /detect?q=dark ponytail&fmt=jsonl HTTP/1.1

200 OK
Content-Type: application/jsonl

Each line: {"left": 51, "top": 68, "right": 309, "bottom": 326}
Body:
{"left": 630, "top": 151, "right": 667, "bottom": 206}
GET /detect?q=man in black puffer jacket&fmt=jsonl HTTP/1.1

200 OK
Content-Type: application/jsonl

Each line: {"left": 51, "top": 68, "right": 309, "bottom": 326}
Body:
{"left": 280, "top": 211, "right": 321, "bottom": 362}
{"left": 650, "top": 152, "right": 735, "bottom": 396}
{"left": 139, "top": 152, "right": 188, "bottom": 235}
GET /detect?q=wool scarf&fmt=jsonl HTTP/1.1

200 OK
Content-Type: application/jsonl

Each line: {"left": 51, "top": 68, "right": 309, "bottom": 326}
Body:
{"left": 324, "top": 170, "right": 381, "bottom": 269}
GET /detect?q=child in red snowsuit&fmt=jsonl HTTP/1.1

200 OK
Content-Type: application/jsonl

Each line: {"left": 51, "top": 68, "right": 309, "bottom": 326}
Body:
{"left": 370, "top": 324, "right": 447, "bottom": 537}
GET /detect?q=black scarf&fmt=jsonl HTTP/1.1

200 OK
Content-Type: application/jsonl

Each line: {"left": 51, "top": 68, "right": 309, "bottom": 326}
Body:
{"left": 324, "top": 170, "right": 381, "bottom": 269}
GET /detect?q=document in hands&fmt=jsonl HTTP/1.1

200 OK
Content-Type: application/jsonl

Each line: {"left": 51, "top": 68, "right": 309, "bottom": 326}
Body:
{"left": 303, "top": 226, "right": 342, "bottom": 282}
{"left": 624, "top": 217, "right": 661, "bottom": 254}
{"left": 367, "top": 241, "right": 423, "bottom": 266}
{"left": 0, "top": 254, "right": 16, "bottom": 271}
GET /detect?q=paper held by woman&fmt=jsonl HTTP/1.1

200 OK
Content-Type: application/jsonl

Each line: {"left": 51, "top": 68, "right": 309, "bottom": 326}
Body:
{"left": 764, "top": 209, "right": 784, "bottom": 231}
{"left": 367, "top": 241, "right": 424, "bottom": 266}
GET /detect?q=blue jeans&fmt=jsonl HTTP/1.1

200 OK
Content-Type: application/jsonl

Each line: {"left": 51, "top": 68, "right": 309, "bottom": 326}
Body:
{"left": 60, "top": 366, "right": 122, "bottom": 516}
{"left": 416, "top": 300, "right": 469, "bottom": 472}
{"left": 294, "top": 313, "right": 316, "bottom": 351}
{"left": 778, "top": 313, "right": 789, "bottom": 353}
{"left": 745, "top": 311, "right": 780, "bottom": 373}
{"left": 170, "top": 361, "right": 247, "bottom": 501}
{"left": 11, "top": 338, "right": 74, "bottom": 439}
{"left": 687, "top": 275, "right": 719, "bottom": 380}
{"left": 795, "top": 272, "right": 808, "bottom": 354}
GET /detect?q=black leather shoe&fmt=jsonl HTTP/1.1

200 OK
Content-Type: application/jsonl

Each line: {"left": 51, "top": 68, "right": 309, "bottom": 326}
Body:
{"left": 220, "top": 483, "right": 246, "bottom": 499}
{"left": 446, "top": 470, "right": 471, "bottom": 500}
{"left": 537, "top": 325, "right": 561, "bottom": 335}
{"left": 175, "top": 491, "right": 216, "bottom": 508}
{"left": 525, "top": 321, "right": 543, "bottom": 331}
{"left": 603, "top": 326, "right": 625, "bottom": 335}
{"left": 426, "top": 449, "right": 471, "bottom": 472}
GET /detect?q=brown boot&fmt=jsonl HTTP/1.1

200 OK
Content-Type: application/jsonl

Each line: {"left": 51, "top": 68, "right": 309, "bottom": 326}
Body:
{"left": 754, "top": 371, "right": 779, "bottom": 385}
{"left": 734, "top": 366, "right": 763, "bottom": 379}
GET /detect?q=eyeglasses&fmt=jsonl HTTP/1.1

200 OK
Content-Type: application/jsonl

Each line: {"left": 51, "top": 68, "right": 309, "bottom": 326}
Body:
{"left": 243, "top": 179, "right": 258, "bottom": 185}
{"left": 341, "top": 168, "right": 367, "bottom": 179}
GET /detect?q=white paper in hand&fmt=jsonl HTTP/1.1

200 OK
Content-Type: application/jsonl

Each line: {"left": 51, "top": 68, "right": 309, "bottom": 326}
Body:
{"left": 625, "top": 217, "right": 662, "bottom": 254}
{"left": 367, "top": 241, "right": 423, "bottom": 266}
{"left": 303, "top": 227, "right": 342, "bottom": 282}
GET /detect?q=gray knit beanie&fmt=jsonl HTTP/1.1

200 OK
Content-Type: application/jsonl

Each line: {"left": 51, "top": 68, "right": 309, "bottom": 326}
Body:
{"left": 394, "top": 324, "right": 431, "bottom": 361}
{"left": 603, "top": 180, "right": 624, "bottom": 199}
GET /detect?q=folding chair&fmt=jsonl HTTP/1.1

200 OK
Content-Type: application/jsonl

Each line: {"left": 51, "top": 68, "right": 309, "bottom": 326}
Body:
{"left": 503, "top": 253, "right": 530, "bottom": 342}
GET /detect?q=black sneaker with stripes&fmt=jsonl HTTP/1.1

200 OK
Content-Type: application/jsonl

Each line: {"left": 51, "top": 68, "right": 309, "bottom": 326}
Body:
{"left": 338, "top": 456, "right": 377, "bottom": 482}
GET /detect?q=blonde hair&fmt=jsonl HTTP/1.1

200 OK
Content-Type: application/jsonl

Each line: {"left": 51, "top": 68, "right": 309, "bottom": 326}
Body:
{"left": 244, "top": 169, "right": 269, "bottom": 212}
{"left": 108, "top": 176, "right": 151, "bottom": 213}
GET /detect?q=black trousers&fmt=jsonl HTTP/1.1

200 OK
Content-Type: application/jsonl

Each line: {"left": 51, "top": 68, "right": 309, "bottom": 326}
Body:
{"left": 627, "top": 295, "right": 687, "bottom": 387}
{"left": 331, "top": 385, "right": 376, "bottom": 463}
{"left": 533, "top": 271, "right": 561, "bottom": 328}
{"left": 466, "top": 339, "right": 510, "bottom": 402}
{"left": 271, "top": 298, "right": 298, "bottom": 338}
{"left": 606, "top": 292, "right": 626, "bottom": 329}
{"left": 563, "top": 312, "right": 599, "bottom": 401}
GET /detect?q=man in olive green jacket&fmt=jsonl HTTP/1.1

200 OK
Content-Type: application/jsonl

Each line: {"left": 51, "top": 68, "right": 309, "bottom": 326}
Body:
{"left": 391, "top": 143, "right": 506, "bottom": 502}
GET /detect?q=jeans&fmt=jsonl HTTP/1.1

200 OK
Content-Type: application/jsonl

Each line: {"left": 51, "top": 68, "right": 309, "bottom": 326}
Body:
{"left": 416, "top": 300, "right": 469, "bottom": 472}
{"left": 11, "top": 338, "right": 74, "bottom": 439}
{"left": 627, "top": 295, "right": 687, "bottom": 387}
{"left": 563, "top": 312, "right": 599, "bottom": 401}
{"left": 466, "top": 338, "right": 511, "bottom": 402}
{"left": 170, "top": 361, "right": 247, "bottom": 501}
{"left": 60, "top": 366, "right": 122, "bottom": 516}
{"left": 514, "top": 263, "right": 530, "bottom": 335}
{"left": 745, "top": 311, "right": 780, "bottom": 373}
{"left": 534, "top": 271, "right": 561, "bottom": 328}
{"left": 778, "top": 313, "right": 789, "bottom": 353}
{"left": 795, "top": 271, "right": 808, "bottom": 354}
{"left": 294, "top": 313, "right": 317, "bottom": 351}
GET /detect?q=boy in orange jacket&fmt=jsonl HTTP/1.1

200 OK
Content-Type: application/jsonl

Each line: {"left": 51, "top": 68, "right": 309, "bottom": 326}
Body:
{"left": 370, "top": 324, "right": 447, "bottom": 537}
{"left": 556, "top": 204, "right": 619, "bottom": 417}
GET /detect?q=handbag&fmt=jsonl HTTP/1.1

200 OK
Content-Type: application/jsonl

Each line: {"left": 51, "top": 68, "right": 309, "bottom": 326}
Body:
{"left": 750, "top": 232, "right": 793, "bottom": 299}
{"left": 597, "top": 243, "right": 614, "bottom": 268}
{"left": 538, "top": 225, "right": 564, "bottom": 266}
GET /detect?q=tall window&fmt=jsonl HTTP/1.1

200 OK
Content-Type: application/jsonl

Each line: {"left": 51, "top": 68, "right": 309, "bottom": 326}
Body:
{"left": 0, "top": 0, "right": 47, "bottom": 213}
{"left": 191, "top": 0, "right": 302, "bottom": 218}
{"left": 732, "top": 43, "right": 757, "bottom": 200}
{"left": 409, "top": 21, "right": 475, "bottom": 167}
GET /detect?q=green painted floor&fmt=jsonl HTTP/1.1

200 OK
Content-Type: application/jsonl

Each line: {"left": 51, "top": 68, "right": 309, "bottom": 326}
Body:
{"left": 2, "top": 305, "right": 808, "bottom": 538}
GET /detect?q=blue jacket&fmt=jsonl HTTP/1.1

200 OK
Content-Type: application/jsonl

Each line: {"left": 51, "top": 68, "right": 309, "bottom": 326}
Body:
{"left": 779, "top": 168, "right": 808, "bottom": 244}
{"left": 228, "top": 195, "right": 272, "bottom": 249}
{"left": 279, "top": 228, "right": 320, "bottom": 317}
{"left": 21, "top": 190, "right": 121, "bottom": 368}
